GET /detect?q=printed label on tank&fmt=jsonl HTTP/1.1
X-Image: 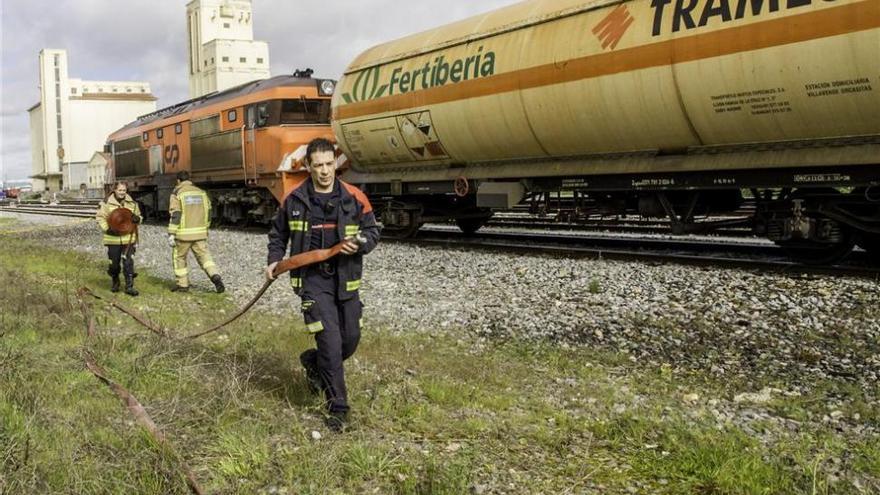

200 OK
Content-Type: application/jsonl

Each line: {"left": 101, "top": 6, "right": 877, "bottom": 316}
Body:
{"left": 340, "top": 111, "right": 448, "bottom": 165}
{"left": 397, "top": 111, "right": 448, "bottom": 160}
{"left": 340, "top": 46, "right": 496, "bottom": 104}
{"left": 804, "top": 78, "right": 874, "bottom": 97}
{"left": 650, "top": 0, "right": 840, "bottom": 36}
{"left": 709, "top": 87, "right": 792, "bottom": 115}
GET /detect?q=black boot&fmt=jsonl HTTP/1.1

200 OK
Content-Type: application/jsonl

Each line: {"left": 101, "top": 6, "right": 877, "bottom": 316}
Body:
{"left": 108, "top": 267, "right": 121, "bottom": 292}
{"left": 211, "top": 274, "right": 225, "bottom": 293}
{"left": 124, "top": 275, "right": 139, "bottom": 296}
{"left": 299, "top": 350, "right": 322, "bottom": 395}
{"left": 325, "top": 410, "right": 349, "bottom": 433}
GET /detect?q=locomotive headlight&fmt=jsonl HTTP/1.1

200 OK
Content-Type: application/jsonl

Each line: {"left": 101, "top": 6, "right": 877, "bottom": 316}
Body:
{"left": 318, "top": 79, "right": 336, "bottom": 96}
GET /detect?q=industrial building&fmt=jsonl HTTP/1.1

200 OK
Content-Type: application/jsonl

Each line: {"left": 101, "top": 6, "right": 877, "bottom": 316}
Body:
{"left": 186, "top": 0, "right": 271, "bottom": 98}
{"left": 27, "top": 49, "right": 157, "bottom": 192}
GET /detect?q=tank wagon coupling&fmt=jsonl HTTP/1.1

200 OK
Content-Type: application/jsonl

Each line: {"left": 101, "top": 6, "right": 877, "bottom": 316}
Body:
{"left": 106, "top": 74, "right": 337, "bottom": 225}
{"left": 332, "top": 0, "right": 880, "bottom": 261}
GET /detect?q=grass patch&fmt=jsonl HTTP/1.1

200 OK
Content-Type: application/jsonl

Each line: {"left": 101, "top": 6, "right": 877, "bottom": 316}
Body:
{"left": 0, "top": 234, "right": 878, "bottom": 494}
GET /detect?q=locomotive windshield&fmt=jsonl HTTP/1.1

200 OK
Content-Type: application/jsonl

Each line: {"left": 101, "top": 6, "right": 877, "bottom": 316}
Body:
{"left": 280, "top": 99, "right": 330, "bottom": 125}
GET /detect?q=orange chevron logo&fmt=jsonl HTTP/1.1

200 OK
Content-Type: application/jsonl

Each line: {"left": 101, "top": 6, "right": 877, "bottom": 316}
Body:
{"left": 592, "top": 4, "right": 635, "bottom": 50}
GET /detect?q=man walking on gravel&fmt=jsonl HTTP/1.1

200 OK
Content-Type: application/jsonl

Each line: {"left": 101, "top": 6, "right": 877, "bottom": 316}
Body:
{"left": 167, "top": 171, "right": 225, "bottom": 293}
{"left": 96, "top": 181, "right": 141, "bottom": 296}
{"left": 266, "top": 138, "right": 380, "bottom": 432}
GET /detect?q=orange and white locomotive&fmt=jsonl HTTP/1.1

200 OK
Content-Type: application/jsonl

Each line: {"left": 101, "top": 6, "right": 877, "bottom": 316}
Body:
{"left": 106, "top": 73, "right": 337, "bottom": 223}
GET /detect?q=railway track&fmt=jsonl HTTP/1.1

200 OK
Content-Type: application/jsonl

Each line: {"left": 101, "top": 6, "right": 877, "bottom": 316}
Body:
{"left": 0, "top": 201, "right": 98, "bottom": 218}
{"left": 408, "top": 225, "right": 880, "bottom": 279}
{"left": 4, "top": 202, "right": 877, "bottom": 278}
{"left": 481, "top": 214, "right": 755, "bottom": 237}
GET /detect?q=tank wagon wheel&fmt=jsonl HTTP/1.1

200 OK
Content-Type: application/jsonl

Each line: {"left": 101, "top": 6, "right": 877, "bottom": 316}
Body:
{"left": 378, "top": 201, "right": 424, "bottom": 239}
{"left": 777, "top": 232, "right": 856, "bottom": 265}
{"left": 774, "top": 188, "right": 855, "bottom": 265}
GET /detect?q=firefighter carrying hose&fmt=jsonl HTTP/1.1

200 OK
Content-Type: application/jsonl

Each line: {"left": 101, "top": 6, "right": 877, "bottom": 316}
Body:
{"left": 266, "top": 138, "right": 380, "bottom": 432}
{"left": 96, "top": 181, "right": 141, "bottom": 296}
{"left": 167, "top": 171, "right": 225, "bottom": 293}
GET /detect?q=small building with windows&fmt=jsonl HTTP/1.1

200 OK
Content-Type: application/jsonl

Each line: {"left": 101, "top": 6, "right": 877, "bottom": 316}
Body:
{"left": 27, "top": 49, "right": 157, "bottom": 192}
{"left": 87, "top": 151, "right": 111, "bottom": 195}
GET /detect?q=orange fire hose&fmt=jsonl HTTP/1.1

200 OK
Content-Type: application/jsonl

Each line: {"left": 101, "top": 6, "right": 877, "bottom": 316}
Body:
{"left": 186, "top": 241, "right": 348, "bottom": 338}
{"left": 82, "top": 237, "right": 360, "bottom": 339}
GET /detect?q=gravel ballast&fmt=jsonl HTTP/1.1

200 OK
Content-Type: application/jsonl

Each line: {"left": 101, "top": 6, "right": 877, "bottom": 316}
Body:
{"left": 7, "top": 212, "right": 879, "bottom": 410}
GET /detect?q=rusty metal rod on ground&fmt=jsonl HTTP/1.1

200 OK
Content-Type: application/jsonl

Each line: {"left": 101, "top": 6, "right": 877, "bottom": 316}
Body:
{"left": 80, "top": 287, "right": 167, "bottom": 337}
{"left": 83, "top": 351, "right": 206, "bottom": 495}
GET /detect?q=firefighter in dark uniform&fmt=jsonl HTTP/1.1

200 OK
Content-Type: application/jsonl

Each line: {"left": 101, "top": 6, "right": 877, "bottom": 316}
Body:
{"left": 266, "top": 138, "right": 380, "bottom": 431}
{"left": 96, "top": 181, "right": 141, "bottom": 296}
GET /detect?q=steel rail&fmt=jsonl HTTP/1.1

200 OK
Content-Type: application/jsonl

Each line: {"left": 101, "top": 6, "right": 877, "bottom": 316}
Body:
{"left": 403, "top": 227, "right": 880, "bottom": 279}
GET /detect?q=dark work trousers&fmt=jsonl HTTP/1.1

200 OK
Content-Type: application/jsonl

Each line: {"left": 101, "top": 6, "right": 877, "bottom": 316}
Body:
{"left": 300, "top": 270, "right": 363, "bottom": 413}
{"left": 107, "top": 244, "right": 136, "bottom": 278}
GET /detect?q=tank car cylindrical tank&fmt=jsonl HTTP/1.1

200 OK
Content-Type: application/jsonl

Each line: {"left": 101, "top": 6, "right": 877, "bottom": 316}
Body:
{"left": 332, "top": 0, "right": 879, "bottom": 180}
{"left": 332, "top": 0, "right": 880, "bottom": 261}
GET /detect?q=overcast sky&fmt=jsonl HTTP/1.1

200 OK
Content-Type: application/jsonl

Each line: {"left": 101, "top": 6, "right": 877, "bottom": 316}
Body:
{"left": 0, "top": 0, "right": 513, "bottom": 182}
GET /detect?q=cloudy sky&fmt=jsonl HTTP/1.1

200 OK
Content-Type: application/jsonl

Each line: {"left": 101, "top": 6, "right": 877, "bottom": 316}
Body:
{"left": 0, "top": 0, "right": 513, "bottom": 182}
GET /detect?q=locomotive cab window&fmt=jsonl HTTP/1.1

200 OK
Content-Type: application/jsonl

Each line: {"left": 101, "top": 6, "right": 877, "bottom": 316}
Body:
{"left": 280, "top": 99, "right": 330, "bottom": 124}
{"left": 175, "top": 123, "right": 182, "bottom": 134}
{"left": 256, "top": 103, "right": 270, "bottom": 127}
{"left": 143, "top": 131, "right": 149, "bottom": 141}
{"left": 228, "top": 109, "right": 237, "bottom": 122}
{"left": 157, "top": 128, "right": 164, "bottom": 139}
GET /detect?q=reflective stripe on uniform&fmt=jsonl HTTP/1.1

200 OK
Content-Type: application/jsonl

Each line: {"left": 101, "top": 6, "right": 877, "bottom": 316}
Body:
{"left": 344, "top": 225, "right": 359, "bottom": 236}
{"left": 305, "top": 321, "right": 324, "bottom": 333}
{"left": 290, "top": 277, "right": 302, "bottom": 288}
{"left": 288, "top": 220, "right": 309, "bottom": 232}
{"left": 346, "top": 279, "right": 361, "bottom": 292}
{"left": 174, "top": 227, "right": 208, "bottom": 236}
{"left": 103, "top": 234, "right": 136, "bottom": 245}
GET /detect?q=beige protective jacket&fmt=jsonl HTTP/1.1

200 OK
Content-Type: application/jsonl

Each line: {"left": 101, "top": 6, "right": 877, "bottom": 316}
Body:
{"left": 96, "top": 194, "right": 140, "bottom": 245}
{"left": 168, "top": 181, "right": 211, "bottom": 242}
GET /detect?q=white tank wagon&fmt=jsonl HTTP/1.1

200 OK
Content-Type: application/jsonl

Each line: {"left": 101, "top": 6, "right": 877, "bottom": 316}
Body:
{"left": 332, "top": 0, "right": 880, "bottom": 262}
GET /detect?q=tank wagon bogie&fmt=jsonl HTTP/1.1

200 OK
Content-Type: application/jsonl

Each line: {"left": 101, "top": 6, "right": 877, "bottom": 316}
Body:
{"left": 107, "top": 74, "right": 336, "bottom": 224}
{"left": 332, "top": 0, "right": 880, "bottom": 261}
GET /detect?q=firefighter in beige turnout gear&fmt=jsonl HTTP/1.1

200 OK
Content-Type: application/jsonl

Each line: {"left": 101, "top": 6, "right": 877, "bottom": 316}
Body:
{"left": 96, "top": 181, "right": 142, "bottom": 296}
{"left": 167, "top": 171, "right": 225, "bottom": 293}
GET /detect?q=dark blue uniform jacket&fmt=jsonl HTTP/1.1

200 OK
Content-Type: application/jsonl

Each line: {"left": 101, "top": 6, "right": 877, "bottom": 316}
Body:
{"left": 267, "top": 178, "right": 380, "bottom": 299}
